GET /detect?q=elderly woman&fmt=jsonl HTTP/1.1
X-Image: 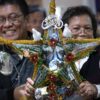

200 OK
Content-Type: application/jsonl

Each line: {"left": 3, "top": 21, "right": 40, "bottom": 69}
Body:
{"left": 62, "top": 6, "right": 100, "bottom": 100}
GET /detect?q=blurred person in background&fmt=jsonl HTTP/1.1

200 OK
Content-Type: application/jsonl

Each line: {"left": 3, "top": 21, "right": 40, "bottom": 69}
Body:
{"left": 96, "top": 11, "right": 100, "bottom": 37}
{"left": 27, "top": 5, "right": 46, "bottom": 38}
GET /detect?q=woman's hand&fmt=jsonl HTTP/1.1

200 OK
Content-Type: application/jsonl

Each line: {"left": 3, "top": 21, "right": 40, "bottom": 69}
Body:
{"left": 79, "top": 81, "right": 97, "bottom": 100}
{"left": 14, "top": 77, "right": 34, "bottom": 100}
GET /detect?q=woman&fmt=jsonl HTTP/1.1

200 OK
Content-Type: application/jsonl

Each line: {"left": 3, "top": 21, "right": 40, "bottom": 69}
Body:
{"left": 62, "top": 6, "right": 99, "bottom": 100}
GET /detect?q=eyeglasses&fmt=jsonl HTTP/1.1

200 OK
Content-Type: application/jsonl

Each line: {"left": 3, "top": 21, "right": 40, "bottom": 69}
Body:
{"left": 70, "top": 26, "right": 93, "bottom": 33}
{"left": 0, "top": 13, "right": 23, "bottom": 25}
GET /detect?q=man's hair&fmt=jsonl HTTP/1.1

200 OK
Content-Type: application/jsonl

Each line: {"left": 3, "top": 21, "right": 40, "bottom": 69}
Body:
{"left": 0, "top": 0, "right": 29, "bottom": 16}
{"left": 62, "top": 6, "right": 97, "bottom": 38}
{"left": 28, "top": 5, "right": 46, "bottom": 18}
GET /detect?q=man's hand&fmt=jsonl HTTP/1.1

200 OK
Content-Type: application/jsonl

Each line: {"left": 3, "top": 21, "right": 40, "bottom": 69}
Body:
{"left": 14, "top": 78, "right": 34, "bottom": 100}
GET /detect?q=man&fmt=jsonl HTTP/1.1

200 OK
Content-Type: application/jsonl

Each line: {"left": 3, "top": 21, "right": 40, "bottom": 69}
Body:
{"left": 0, "top": 0, "right": 34, "bottom": 99}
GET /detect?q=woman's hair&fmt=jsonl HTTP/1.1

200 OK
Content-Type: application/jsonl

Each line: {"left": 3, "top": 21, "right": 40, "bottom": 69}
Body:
{"left": 62, "top": 6, "right": 97, "bottom": 38}
{"left": 28, "top": 5, "right": 46, "bottom": 18}
{"left": 0, "top": 0, "right": 29, "bottom": 16}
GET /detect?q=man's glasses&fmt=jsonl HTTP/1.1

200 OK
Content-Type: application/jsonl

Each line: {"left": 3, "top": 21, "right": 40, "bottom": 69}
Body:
{"left": 0, "top": 13, "right": 23, "bottom": 25}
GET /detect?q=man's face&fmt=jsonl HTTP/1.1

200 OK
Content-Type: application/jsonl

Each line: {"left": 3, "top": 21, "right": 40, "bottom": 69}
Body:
{"left": 0, "top": 4, "right": 27, "bottom": 40}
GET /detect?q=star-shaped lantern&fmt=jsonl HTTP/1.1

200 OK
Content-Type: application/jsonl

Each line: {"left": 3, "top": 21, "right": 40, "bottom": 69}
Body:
{"left": 0, "top": 0, "right": 100, "bottom": 100}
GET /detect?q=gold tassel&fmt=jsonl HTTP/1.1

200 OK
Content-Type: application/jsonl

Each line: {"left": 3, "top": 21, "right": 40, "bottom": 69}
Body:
{"left": 70, "top": 62, "right": 82, "bottom": 84}
{"left": 31, "top": 63, "right": 38, "bottom": 81}
{"left": 0, "top": 37, "right": 42, "bottom": 45}
{"left": 49, "top": 0, "right": 56, "bottom": 14}
{"left": 63, "top": 38, "right": 100, "bottom": 44}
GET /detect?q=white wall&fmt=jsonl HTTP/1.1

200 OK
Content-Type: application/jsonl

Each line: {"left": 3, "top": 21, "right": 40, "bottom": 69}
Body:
{"left": 82, "top": 0, "right": 96, "bottom": 14}
{"left": 42, "top": 0, "right": 96, "bottom": 16}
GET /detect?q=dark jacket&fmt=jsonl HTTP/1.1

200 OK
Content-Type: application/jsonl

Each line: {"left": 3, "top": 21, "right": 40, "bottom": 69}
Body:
{"left": 80, "top": 45, "right": 100, "bottom": 100}
{"left": 0, "top": 45, "right": 34, "bottom": 100}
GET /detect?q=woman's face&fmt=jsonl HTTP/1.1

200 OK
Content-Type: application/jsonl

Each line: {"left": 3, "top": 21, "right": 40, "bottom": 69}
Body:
{"left": 0, "top": 4, "right": 27, "bottom": 40}
{"left": 68, "top": 15, "right": 93, "bottom": 39}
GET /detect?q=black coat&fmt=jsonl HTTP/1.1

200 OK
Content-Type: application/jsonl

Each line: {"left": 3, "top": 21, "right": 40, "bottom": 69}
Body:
{"left": 80, "top": 45, "right": 100, "bottom": 100}
{"left": 0, "top": 45, "right": 34, "bottom": 100}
